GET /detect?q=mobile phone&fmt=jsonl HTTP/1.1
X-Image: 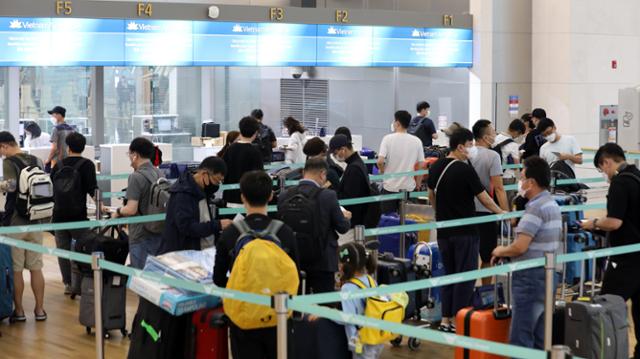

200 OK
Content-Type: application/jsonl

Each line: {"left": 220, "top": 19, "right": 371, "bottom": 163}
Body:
{"left": 552, "top": 152, "right": 561, "bottom": 157}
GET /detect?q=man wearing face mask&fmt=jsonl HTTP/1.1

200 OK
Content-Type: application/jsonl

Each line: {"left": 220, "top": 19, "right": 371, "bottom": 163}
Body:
{"left": 158, "top": 156, "right": 232, "bottom": 255}
{"left": 427, "top": 128, "right": 505, "bottom": 333}
{"left": 278, "top": 158, "right": 351, "bottom": 294}
{"left": 538, "top": 118, "right": 583, "bottom": 169}
{"left": 470, "top": 120, "right": 510, "bottom": 283}
{"left": 581, "top": 143, "right": 640, "bottom": 358}
{"left": 45, "top": 106, "right": 74, "bottom": 172}
{"left": 408, "top": 101, "right": 438, "bottom": 148}
{"left": 112, "top": 137, "right": 166, "bottom": 269}
{"left": 331, "top": 134, "right": 370, "bottom": 229}
{"left": 521, "top": 108, "right": 547, "bottom": 160}
{"left": 491, "top": 156, "right": 562, "bottom": 350}
{"left": 494, "top": 119, "right": 526, "bottom": 179}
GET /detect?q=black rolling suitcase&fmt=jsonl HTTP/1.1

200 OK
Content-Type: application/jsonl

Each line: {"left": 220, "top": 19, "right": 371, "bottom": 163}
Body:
{"left": 79, "top": 274, "right": 128, "bottom": 337}
{"left": 376, "top": 254, "right": 418, "bottom": 320}
{"left": 289, "top": 317, "right": 351, "bottom": 359}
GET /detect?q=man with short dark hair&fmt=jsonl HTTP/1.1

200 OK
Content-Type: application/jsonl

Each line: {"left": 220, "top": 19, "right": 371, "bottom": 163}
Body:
{"left": 494, "top": 119, "right": 526, "bottom": 178}
{"left": 0, "top": 132, "right": 47, "bottom": 322}
{"left": 377, "top": 110, "right": 425, "bottom": 214}
{"left": 159, "top": 156, "right": 232, "bottom": 255}
{"left": 409, "top": 101, "right": 438, "bottom": 147}
{"left": 471, "top": 120, "right": 510, "bottom": 281}
{"left": 51, "top": 132, "right": 98, "bottom": 294}
{"left": 112, "top": 137, "right": 165, "bottom": 268}
{"left": 223, "top": 116, "right": 264, "bottom": 208}
{"left": 250, "top": 109, "right": 277, "bottom": 163}
{"left": 538, "top": 118, "right": 583, "bottom": 169}
{"left": 331, "top": 134, "right": 370, "bottom": 229}
{"left": 492, "top": 156, "right": 562, "bottom": 350}
{"left": 303, "top": 137, "right": 340, "bottom": 189}
{"left": 278, "top": 158, "right": 351, "bottom": 294}
{"left": 581, "top": 143, "right": 640, "bottom": 358}
{"left": 521, "top": 108, "right": 547, "bottom": 159}
{"left": 427, "top": 128, "right": 504, "bottom": 332}
{"left": 45, "top": 105, "right": 74, "bottom": 170}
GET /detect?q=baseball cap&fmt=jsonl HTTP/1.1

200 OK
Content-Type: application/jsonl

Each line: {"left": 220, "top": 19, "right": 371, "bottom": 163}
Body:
{"left": 442, "top": 122, "right": 463, "bottom": 136}
{"left": 329, "top": 134, "right": 350, "bottom": 152}
{"left": 47, "top": 106, "right": 66, "bottom": 117}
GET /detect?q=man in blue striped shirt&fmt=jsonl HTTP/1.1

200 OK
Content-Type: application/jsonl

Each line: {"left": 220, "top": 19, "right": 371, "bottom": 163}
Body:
{"left": 491, "top": 156, "right": 562, "bottom": 349}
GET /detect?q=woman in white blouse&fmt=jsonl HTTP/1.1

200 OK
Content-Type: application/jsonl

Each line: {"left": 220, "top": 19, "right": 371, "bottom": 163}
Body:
{"left": 283, "top": 116, "right": 307, "bottom": 164}
{"left": 24, "top": 122, "right": 51, "bottom": 148}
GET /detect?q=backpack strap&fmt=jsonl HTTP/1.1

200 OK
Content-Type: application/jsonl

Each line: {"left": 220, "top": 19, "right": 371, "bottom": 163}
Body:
{"left": 434, "top": 159, "right": 459, "bottom": 194}
{"left": 619, "top": 172, "right": 640, "bottom": 185}
{"left": 349, "top": 277, "right": 367, "bottom": 289}
{"left": 71, "top": 157, "right": 89, "bottom": 171}
{"left": 494, "top": 138, "right": 514, "bottom": 150}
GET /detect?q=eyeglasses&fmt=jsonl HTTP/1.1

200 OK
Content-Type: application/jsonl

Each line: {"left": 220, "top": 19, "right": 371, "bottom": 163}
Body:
{"left": 596, "top": 167, "right": 603, "bottom": 173}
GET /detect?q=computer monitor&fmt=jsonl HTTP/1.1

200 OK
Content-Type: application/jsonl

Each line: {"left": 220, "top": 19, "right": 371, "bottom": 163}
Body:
{"left": 157, "top": 118, "right": 172, "bottom": 132}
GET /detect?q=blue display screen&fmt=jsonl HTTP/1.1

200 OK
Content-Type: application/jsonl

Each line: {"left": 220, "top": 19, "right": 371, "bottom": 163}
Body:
{"left": 0, "top": 17, "right": 473, "bottom": 68}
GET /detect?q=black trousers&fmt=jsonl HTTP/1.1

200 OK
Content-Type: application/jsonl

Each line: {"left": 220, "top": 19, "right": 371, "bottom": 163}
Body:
{"left": 306, "top": 270, "right": 336, "bottom": 294}
{"left": 230, "top": 323, "right": 277, "bottom": 359}
{"left": 437, "top": 235, "right": 480, "bottom": 318}
{"left": 601, "top": 261, "right": 640, "bottom": 359}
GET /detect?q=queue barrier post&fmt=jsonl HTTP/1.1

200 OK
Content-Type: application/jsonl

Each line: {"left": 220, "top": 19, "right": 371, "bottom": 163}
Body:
{"left": 278, "top": 175, "right": 287, "bottom": 195}
{"left": 274, "top": 292, "right": 289, "bottom": 359}
{"left": 544, "top": 252, "right": 556, "bottom": 351}
{"left": 549, "top": 345, "right": 572, "bottom": 358}
{"left": 91, "top": 252, "right": 105, "bottom": 359}
{"left": 95, "top": 189, "right": 102, "bottom": 220}
{"left": 399, "top": 190, "right": 408, "bottom": 258}
{"left": 354, "top": 225, "right": 365, "bottom": 244}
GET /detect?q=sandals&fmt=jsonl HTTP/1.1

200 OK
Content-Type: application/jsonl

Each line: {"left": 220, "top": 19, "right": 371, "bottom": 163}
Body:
{"left": 34, "top": 310, "right": 47, "bottom": 322}
{"left": 438, "top": 323, "right": 456, "bottom": 333}
{"left": 9, "top": 311, "right": 26, "bottom": 323}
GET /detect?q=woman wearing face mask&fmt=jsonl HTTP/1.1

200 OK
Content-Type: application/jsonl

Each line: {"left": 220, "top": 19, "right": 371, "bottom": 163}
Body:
{"left": 282, "top": 116, "right": 307, "bottom": 164}
{"left": 23, "top": 122, "right": 51, "bottom": 148}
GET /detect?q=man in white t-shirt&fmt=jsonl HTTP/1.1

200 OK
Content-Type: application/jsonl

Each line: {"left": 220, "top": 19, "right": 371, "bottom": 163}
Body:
{"left": 494, "top": 119, "right": 526, "bottom": 179}
{"left": 537, "top": 118, "right": 583, "bottom": 169}
{"left": 377, "top": 110, "right": 425, "bottom": 213}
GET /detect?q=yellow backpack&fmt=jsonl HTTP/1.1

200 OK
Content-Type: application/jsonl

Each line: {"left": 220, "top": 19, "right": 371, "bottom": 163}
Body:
{"left": 350, "top": 275, "right": 408, "bottom": 345}
{"left": 223, "top": 220, "right": 299, "bottom": 330}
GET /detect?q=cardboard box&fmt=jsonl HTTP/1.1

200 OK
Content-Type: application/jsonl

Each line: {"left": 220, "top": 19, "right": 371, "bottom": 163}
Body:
{"left": 128, "top": 276, "right": 220, "bottom": 316}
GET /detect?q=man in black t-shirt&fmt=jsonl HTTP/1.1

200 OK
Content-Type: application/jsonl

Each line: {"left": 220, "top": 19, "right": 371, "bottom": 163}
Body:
{"left": 581, "top": 143, "right": 640, "bottom": 358}
{"left": 250, "top": 109, "right": 277, "bottom": 163}
{"left": 223, "top": 116, "right": 264, "bottom": 206}
{"left": 521, "top": 108, "right": 547, "bottom": 159}
{"left": 51, "top": 132, "right": 98, "bottom": 295}
{"left": 427, "top": 128, "right": 505, "bottom": 333}
{"left": 408, "top": 101, "right": 438, "bottom": 148}
{"left": 214, "top": 170, "right": 298, "bottom": 359}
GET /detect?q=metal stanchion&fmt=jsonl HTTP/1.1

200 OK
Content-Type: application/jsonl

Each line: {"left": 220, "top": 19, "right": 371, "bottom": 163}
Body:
{"left": 274, "top": 292, "right": 289, "bottom": 359}
{"left": 549, "top": 345, "right": 572, "bottom": 358}
{"left": 95, "top": 189, "right": 102, "bottom": 220}
{"left": 544, "top": 252, "right": 556, "bottom": 351}
{"left": 354, "top": 225, "right": 365, "bottom": 244}
{"left": 278, "top": 176, "right": 287, "bottom": 195}
{"left": 92, "top": 252, "right": 105, "bottom": 359}
{"left": 399, "top": 190, "right": 408, "bottom": 258}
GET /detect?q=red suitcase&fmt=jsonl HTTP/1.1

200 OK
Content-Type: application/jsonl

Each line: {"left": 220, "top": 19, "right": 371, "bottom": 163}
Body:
{"left": 191, "top": 307, "right": 229, "bottom": 359}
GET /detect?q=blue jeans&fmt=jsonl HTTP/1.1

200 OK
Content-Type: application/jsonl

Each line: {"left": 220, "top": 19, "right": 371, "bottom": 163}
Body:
{"left": 510, "top": 267, "right": 559, "bottom": 349}
{"left": 129, "top": 235, "right": 163, "bottom": 269}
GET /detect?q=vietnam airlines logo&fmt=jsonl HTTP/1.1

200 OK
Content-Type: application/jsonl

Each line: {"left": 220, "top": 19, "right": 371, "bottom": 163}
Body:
{"left": 232, "top": 24, "right": 243, "bottom": 33}
{"left": 127, "top": 21, "right": 161, "bottom": 32}
{"left": 327, "top": 26, "right": 352, "bottom": 36}
{"left": 9, "top": 19, "right": 22, "bottom": 29}
{"left": 231, "top": 24, "right": 259, "bottom": 33}
{"left": 327, "top": 26, "right": 337, "bottom": 35}
{"left": 127, "top": 22, "right": 139, "bottom": 31}
{"left": 8, "top": 19, "right": 49, "bottom": 30}
{"left": 412, "top": 29, "right": 421, "bottom": 37}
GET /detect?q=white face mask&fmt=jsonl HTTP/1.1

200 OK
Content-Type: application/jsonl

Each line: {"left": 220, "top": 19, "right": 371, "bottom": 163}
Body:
{"left": 426, "top": 110, "right": 431, "bottom": 117}
{"left": 466, "top": 146, "right": 478, "bottom": 160}
{"left": 545, "top": 133, "right": 557, "bottom": 143}
{"left": 517, "top": 180, "right": 527, "bottom": 198}
{"left": 390, "top": 122, "right": 395, "bottom": 132}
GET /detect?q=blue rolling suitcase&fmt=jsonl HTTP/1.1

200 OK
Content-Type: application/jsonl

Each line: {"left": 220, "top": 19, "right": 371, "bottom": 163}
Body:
{"left": 407, "top": 242, "right": 445, "bottom": 323}
{"left": 565, "top": 231, "right": 595, "bottom": 285}
{"left": 0, "top": 243, "right": 13, "bottom": 321}
{"left": 553, "top": 194, "right": 586, "bottom": 224}
{"left": 377, "top": 215, "right": 418, "bottom": 257}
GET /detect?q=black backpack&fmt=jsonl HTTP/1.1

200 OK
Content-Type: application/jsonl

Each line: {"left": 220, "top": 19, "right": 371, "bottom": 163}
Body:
{"left": 254, "top": 125, "right": 273, "bottom": 161}
{"left": 52, "top": 158, "right": 88, "bottom": 218}
{"left": 278, "top": 186, "right": 323, "bottom": 269}
{"left": 492, "top": 138, "right": 515, "bottom": 165}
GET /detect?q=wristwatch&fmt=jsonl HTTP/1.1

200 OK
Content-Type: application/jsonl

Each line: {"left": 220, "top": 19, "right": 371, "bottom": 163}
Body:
{"left": 116, "top": 207, "right": 122, "bottom": 217}
{"left": 593, "top": 218, "right": 599, "bottom": 230}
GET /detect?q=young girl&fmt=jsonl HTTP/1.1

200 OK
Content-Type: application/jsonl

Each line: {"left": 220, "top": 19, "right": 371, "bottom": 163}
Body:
{"left": 339, "top": 242, "right": 383, "bottom": 359}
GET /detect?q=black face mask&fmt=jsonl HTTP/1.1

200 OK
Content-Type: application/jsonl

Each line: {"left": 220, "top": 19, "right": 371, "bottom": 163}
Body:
{"left": 204, "top": 183, "right": 219, "bottom": 197}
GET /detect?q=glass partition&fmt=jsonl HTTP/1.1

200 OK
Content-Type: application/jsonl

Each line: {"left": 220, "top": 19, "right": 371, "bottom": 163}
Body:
{"left": 0, "top": 68, "right": 7, "bottom": 130}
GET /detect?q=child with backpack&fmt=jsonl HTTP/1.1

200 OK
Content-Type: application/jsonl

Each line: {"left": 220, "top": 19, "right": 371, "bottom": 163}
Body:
{"left": 213, "top": 170, "right": 299, "bottom": 359}
{"left": 339, "top": 242, "right": 407, "bottom": 359}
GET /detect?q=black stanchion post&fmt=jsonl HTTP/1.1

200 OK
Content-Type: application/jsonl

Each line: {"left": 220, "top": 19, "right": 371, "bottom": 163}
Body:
{"left": 274, "top": 292, "right": 288, "bottom": 359}
{"left": 92, "top": 251, "right": 105, "bottom": 359}
{"left": 278, "top": 175, "right": 286, "bottom": 195}
{"left": 544, "top": 252, "right": 556, "bottom": 351}
{"left": 399, "top": 190, "right": 408, "bottom": 258}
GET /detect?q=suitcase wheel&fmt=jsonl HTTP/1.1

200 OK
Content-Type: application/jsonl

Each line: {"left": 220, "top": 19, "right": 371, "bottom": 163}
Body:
{"left": 104, "top": 332, "right": 111, "bottom": 339}
{"left": 408, "top": 338, "right": 421, "bottom": 351}
{"left": 426, "top": 298, "right": 435, "bottom": 309}
{"left": 70, "top": 294, "right": 76, "bottom": 300}
{"left": 85, "top": 327, "right": 91, "bottom": 335}
{"left": 390, "top": 336, "right": 403, "bottom": 347}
